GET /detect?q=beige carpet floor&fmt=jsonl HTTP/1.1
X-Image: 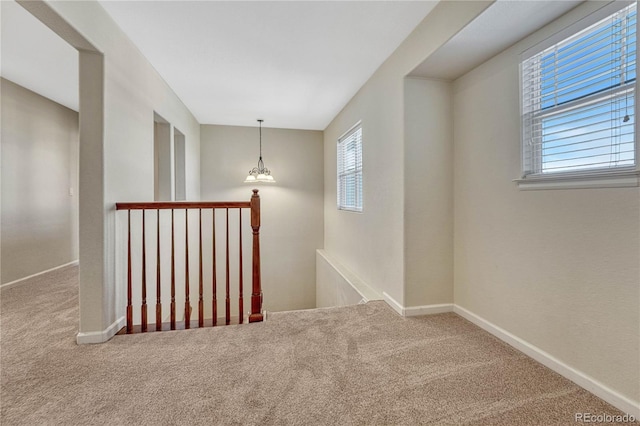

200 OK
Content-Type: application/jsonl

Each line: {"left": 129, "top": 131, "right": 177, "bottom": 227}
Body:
{"left": 1, "top": 265, "right": 636, "bottom": 425}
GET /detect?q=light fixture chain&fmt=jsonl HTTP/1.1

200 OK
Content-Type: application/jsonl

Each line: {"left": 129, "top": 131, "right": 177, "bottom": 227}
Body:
{"left": 259, "top": 119, "right": 263, "bottom": 159}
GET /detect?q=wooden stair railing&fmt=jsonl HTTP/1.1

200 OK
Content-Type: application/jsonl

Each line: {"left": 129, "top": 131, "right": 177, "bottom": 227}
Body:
{"left": 115, "top": 189, "right": 263, "bottom": 334}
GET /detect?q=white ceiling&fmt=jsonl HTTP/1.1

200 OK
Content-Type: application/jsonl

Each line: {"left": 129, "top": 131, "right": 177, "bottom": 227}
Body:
{"left": 1, "top": 0, "right": 586, "bottom": 130}
{"left": 410, "top": 0, "right": 583, "bottom": 80}
{"left": 1, "top": 0, "right": 79, "bottom": 111}
{"left": 97, "top": 0, "right": 439, "bottom": 130}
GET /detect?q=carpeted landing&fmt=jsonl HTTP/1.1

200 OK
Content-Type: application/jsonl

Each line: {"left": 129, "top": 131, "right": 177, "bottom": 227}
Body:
{"left": 1, "top": 265, "right": 635, "bottom": 425}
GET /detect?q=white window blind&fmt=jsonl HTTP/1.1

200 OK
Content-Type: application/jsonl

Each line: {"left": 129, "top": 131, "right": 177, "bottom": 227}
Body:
{"left": 521, "top": 3, "right": 636, "bottom": 177}
{"left": 337, "top": 124, "right": 362, "bottom": 211}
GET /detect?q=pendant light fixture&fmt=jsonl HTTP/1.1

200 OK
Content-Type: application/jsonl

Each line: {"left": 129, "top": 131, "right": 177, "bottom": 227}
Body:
{"left": 244, "top": 119, "right": 276, "bottom": 183}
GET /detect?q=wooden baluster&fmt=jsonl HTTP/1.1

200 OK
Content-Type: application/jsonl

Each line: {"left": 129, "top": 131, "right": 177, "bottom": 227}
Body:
{"left": 185, "top": 209, "right": 191, "bottom": 329}
{"left": 126, "top": 210, "right": 133, "bottom": 333}
{"left": 198, "top": 208, "right": 204, "bottom": 328}
{"left": 238, "top": 209, "right": 243, "bottom": 324}
{"left": 225, "top": 208, "right": 230, "bottom": 325}
{"left": 171, "top": 209, "right": 176, "bottom": 330}
{"left": 212, "top": 209, "right": 217, "bottom": 326}
{"left": 156, "top": 208, "right": 162, "bottom": 331}
{"left": 249, "top": 190, "right": 263, "bottom": 323}
{"left": 141, "top": 210, "right": 147, "bottom": 333}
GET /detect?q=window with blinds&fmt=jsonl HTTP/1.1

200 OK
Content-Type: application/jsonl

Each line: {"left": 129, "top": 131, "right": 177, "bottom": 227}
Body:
{"left": 337, "top": 123, "right": 362, "bottom": 212}
{"left": 521, "top": 3, "right": 636, "bottom": 177}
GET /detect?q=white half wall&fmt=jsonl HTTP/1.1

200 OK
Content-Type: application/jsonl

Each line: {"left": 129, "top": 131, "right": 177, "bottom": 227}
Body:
{"left": 200, "top": 124, "right": 323, "bottom": 312}
{"left": 453, "top": 1, "right": 639, "bottom": 406}
{"left": 316, "top": 249, "right": 381, "bottom": 308}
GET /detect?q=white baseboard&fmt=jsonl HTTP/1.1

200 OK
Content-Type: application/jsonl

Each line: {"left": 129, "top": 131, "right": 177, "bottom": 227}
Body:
{"left": 382, "top": 291, "right": 453, "bottom": 317}
{"left": 405, "top": 303, "right": 454, "bottom": 316}
{"left": 1, "top": 261, "right": 79, "bottom": 291}
{"left": 76, "top": 316, "right": 125, "bottom": 344}
{"left": 382, "top": 291, "right": 404, "bottom": 315}
{"left": 453, "top": 304, "right": 640, "bottom": 418}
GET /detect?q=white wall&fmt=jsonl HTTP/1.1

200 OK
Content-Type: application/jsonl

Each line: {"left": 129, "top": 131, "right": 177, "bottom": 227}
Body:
{"left": 1, "top": 78, "right": 78, "bottom": 284}
{"left": 200, "top": 124, "right": 323, "bottom": 312}
{"left": 403, "top": 77, "right": 453, "bottom": 307}
{"left": 153, "top": 116, "right": 172, "bottom": 202}
{"left": 453, "top": 1, "right": 639, "bottom": 405}
{"left": 322, "top": 1, "right": 492, "bottom": 306}
{"left": 21, "top": 1, "right": 201, "bottom": 340}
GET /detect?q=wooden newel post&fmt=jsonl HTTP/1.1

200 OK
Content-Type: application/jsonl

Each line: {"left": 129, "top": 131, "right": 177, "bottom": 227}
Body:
{"left": 249, "top": 189, "right": 264, "bottom": 323}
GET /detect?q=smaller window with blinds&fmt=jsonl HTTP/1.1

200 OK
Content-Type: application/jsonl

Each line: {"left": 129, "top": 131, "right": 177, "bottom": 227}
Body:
{"left": 520, "top": 3, "right": 637, "bottom": 181}
{"left": 337, "top": 123, "right": 363, "bottom": 212}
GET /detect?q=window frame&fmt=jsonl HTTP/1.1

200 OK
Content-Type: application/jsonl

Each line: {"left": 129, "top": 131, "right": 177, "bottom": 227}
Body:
{"left": 337, "top": 121, "right": 363, "bottom": 212}
{"left": 517, "top": 1, "right": 639, "bottom": 190}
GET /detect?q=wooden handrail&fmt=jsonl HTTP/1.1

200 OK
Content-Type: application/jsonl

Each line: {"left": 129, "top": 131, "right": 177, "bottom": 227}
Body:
{"left": 116, "top": 201, "right": 250, "bottom": 210}
{"left": 116, "top": 190, "right": 262, "bottom": 334}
